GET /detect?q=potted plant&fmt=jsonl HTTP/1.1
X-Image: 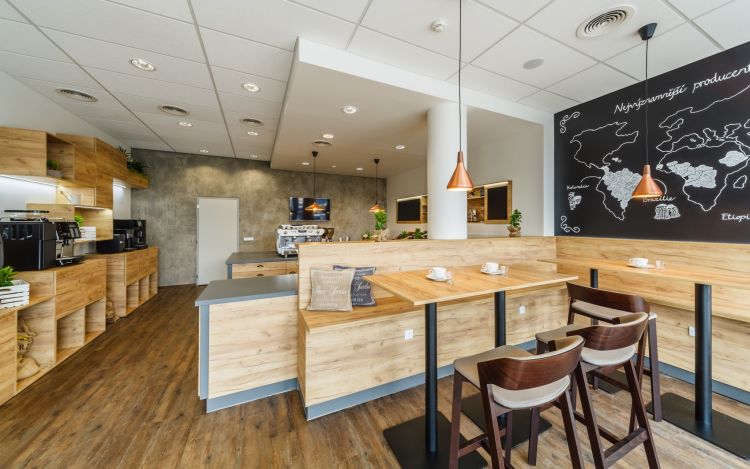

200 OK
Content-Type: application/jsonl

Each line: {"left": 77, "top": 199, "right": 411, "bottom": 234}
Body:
{"left": 74, "top": 214, "right": 85, "bottom": 227}
{"left": 0, "top": 266, "right": 30, "bottom": 309}
{"left": 46, "top": 159, "right": 62, "bottom": 178}
{"left": 373, "top": 210, "right": 390, "bottom": 241}
{"left": 413, "top": 228, "right": 427, "bottom": 239}
{"left": 507, "top": 209, "right": 522, "bottom": 237}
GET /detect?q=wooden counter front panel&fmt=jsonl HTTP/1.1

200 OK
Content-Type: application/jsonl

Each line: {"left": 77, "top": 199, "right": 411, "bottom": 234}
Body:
{"left": 232, "top": 262, "right": 290, "bottom": 279}
{"left": 54, "top": 260, "right": 107, "bottom": 319}
{"left": 125, "top": 251, "right": 141, "bottom": 285}
{"left": 0, "top": 311, "right": 15, "bottom": 405}
{"left": 300, "top": 289, "right": 568, "bottom": 407}
{"left": 208, "top": 295, "right": 298, "bottom": 399}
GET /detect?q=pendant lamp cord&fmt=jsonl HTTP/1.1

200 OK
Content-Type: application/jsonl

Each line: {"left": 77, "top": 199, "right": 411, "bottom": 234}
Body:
{"left": 458, "top": 0, "right": 462, "bottom": 153}
{"left": 374, "top": 161, "right": 378, "bottom": 202}
{"left": 312, "top": 154, "right": 316, "bottom": 199}
{"left": 645, "top": 38, "right": 649, "bottom": 165}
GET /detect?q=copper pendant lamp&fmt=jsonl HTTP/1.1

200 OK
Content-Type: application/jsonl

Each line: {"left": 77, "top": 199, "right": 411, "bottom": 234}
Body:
{"left": 305, "top": 151, "right": 325, "bottom": 211}
{"left": 631, "top": 23, "right": 663, "bottom": 200}
{"left": 368, "top": 158, "right": 384, "bottom": 213}
{"left": 446, "top": 0, "right": 475, "bottom": 191}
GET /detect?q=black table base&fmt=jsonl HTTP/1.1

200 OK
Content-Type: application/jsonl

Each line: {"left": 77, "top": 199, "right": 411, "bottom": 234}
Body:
{"left": 461, "top": 394, "right": 552, "bottom": 447}
{"left": 383, "top": 413, "right": 486, "bottom": 468}
{"left": 649, "top": 393, "right": 749, "bottom": 460}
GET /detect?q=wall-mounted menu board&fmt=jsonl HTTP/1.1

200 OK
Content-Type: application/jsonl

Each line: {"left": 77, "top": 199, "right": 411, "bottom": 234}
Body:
{"left": 555, "top": 41, "right": 750, "bottom": 243}
{"left": 485, "top": 182, "right": 511, "bottom": 224}
{"left": 396, "top": 196, "right": 426, "bottom": 223}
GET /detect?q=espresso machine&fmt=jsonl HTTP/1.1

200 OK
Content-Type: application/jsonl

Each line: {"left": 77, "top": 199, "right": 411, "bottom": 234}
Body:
{"left": 275, "top": 224, "right": 325, "bottom": 257}
{"left": 54, "top": 221, "right": 84, "bottom": 266}
{"left": 0, "top": 211, "right": 57, "bottom": 270}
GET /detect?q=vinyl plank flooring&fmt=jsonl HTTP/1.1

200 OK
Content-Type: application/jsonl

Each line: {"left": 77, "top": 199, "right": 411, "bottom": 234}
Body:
{"left": 0, "top": 285, "right": 748, "bottom": 468}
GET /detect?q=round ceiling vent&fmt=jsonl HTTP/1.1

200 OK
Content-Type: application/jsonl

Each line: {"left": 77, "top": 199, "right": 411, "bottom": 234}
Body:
{"left": 55, "top": 88, "right": 98, "bottom": 102}
{"left": 240, "top": 118, "right": 263, "bottom": 127}
{"left": 159, "top": 105, "right": 188, "bottom": 116}
{"left": 312, "top": 140, "right": 332, "bottom": 148}
{"left": 576, "top": 6, "right": 635, "bottom": 39}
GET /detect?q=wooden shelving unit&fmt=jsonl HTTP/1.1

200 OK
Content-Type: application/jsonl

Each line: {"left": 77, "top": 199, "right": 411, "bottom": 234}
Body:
{"left": 89, "top": 248, "right": 159, "bottom": 318}
{"left": 466, "top": 181, "right": 512, "bottom": 224}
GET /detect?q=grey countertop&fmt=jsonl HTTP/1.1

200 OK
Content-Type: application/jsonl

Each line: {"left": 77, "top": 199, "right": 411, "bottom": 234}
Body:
{"left": 225, "top": 251, "right": 293, "bottom": 265}
{"left": 195, "top": 274, "right": 298, "bottom": 307}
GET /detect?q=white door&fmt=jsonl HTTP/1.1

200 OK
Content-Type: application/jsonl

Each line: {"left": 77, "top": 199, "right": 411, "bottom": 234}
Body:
{"left": 197, "top": 197, "right": 239, "bottom": 285}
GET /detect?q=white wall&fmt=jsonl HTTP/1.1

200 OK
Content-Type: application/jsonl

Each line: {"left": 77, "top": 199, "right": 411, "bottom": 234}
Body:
{"left": 113, "top": 185, "right": 132, "bottom": 219}
{"left": 386, "top": 124, "right": 545, "bottom": 238}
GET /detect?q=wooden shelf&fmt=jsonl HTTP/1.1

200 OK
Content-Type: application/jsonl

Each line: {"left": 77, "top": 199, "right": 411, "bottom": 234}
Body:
{"left": 56, "top": 347, "right": 80, "bottom": 365}
{"left": 0, "top": 293, "right": 53, "bottom": 315}
{"left": 85, "top": 330, "right": 103, "bottom": 344}
{"left": 16, "top": 367, "right": 52, "bottom": 393}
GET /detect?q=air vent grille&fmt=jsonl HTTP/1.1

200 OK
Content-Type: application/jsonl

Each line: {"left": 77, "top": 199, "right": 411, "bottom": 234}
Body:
{"left": 312, "top": 140, "right": 332, "bottom": 147}
{"left": 240, "top": 118, "right": 263, "bottom": 127}
{"left": 576, "top": 6, "right": 634, "bottom": 39}
{"left": 55, "top": 88, "right": 98, "bottom": 102}
{"left": 159, "top": 105, "right": 188, "bottom": 116}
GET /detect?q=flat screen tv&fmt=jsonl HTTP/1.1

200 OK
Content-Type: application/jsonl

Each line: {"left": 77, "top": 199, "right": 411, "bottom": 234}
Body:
{"left": 289, "top": 197, "right": 330, "bottom": 221}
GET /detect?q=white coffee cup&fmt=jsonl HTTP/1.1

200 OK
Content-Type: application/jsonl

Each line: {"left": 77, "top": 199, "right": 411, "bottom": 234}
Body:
{"left": 629, "top": 257, "right": 649, "bottom": 268}
{"left": 430, "top": 267, "right": 447, "bottom": 279}
{"left": 482, "top": 262, "right": 499, "bottom": 273}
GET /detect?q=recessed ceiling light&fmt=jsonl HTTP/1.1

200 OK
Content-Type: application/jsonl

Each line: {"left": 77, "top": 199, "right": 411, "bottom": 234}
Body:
{"left": 395, "top": 144, "right": 406, "bottom": 150}
{"left": 522, "top": 58, "right": 544, "bottom": 70}
{"left": 322, "top": 133, "right": 334, "bottom": 139}
{"left": 178, "top": 121, "right": 193, "bottom": 127}
{"left": 356, "top": 167, "right": 364, "bottom": 171}
{"left": 301, "top": 162, "right": 310, "bottom": 166}
{"left": 130, "top": 58, "right": 155, "bottom": 71}
{"left": 250, "top": 154, "right": 259, "bottom": 159}
{"left": 55, "top": 88, "right": 98, "bottom": 102}
{"left": 431, "top": 19, "right": 447, "bottom": 33}
{"left": 247, "top": 131, "right": 259, "bottom": 136}
{"left": 240, "top": 118, "right": 263, "bottom": 127}
{"left": 341, "top": 105, "right": 358, "bottom": 115}
{"left": 312, "top": 140, "right": 332, "bottom": 147}
{"left": 331, "top": 165, "right": 337, "bottom": 168}
{"left": 200, "top": 149, "right": 209, "bottom": 153}
{"left": 242, "top": 82, "right": 260, "bottom": 93}
{"left": 159, "top": 105, "right": 188, "bottom": 116}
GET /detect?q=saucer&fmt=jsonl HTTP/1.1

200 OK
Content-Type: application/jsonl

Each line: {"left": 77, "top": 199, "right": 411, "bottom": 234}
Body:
{"left": 628, "top": 263, "right": 654, "bottom": 269}
{"left": 427, "top": 272, "right": 452, "bottom": 282}
{"left": 481, "top": 268, "right": 506, "bottom": 276}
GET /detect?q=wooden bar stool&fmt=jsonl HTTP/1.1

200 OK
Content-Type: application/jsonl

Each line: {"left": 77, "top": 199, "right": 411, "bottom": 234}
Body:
{"left": 537, "top": 312, "right": 660, "bottom": 469}
{"left": 449, "top": 336, "right": 585, "bottom": 469}
{"left": 565, "top": 283, "right": 662, "bottom": 421}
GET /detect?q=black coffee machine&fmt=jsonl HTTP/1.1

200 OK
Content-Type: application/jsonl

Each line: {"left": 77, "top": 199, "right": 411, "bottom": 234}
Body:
{"left": 0, "top": 216, "right": 57, "bottom": 270}
{"left": 113, "top": 219, "right": 147, "bottom": 250}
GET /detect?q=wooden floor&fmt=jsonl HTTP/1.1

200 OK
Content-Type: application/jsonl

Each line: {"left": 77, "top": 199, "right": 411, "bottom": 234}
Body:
{"left": 0, "top": 285, "right": 748, "bottom": 468}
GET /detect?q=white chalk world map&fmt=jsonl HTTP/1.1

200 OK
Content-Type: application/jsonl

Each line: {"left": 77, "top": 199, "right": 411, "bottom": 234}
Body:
{"left": 569, "top": 84, "right": 750, "bottom": 220}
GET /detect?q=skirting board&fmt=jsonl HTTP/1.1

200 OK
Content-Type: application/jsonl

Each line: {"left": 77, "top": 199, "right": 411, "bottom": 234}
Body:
{"left": 206, "top": 378, "right": 298, "bottom": 413}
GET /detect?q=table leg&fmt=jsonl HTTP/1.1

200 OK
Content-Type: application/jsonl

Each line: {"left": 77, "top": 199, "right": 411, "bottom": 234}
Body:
{"left": 462, "top": 290, "right": 552, "bottom": 447}
{"left": 651, "top": 283, "right": 750, "bottom": 460}
{"left": 590, "top": 268, "right": 598, "bottom": 289}
{"left": 383, "top": 302, "right": 485, "bottom": 468}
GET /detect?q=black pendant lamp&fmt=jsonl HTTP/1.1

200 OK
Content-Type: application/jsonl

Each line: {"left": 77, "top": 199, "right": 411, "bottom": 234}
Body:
{"left": 446, "top": 0, "right": 475, "bottom": 191}
{"left": 632, "top": 23, "right": 663, "bottom": 200}
{"left": 368, "top": 158, "right": 384, "bottom": 213}
{"left": 305, "top": 151, "right": 325, "bottom": 211}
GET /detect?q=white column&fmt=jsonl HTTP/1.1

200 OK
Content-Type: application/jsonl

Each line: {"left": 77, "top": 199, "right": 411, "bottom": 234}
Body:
{"left": 427, "top": 102, "right": 467, "bottom": 239}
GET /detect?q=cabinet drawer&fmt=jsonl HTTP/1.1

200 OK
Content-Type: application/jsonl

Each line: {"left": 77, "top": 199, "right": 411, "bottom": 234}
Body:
{"left": 232, "top": 262, "right": 286, "bottom": 273}
{"left": 286, "top": 262, "right": 298, "bottom": 274}
{"left": 233, "top": 268, "right": 288, "bottom": 278}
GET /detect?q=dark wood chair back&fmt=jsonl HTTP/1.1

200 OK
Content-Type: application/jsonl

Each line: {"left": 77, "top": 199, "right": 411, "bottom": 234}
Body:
{"left": 566, "top": 282, "right": 650, "bottom": 314}
{"left": 477, "top": 336, "right": 584, "bottom": 391}
{"left": 567, "top": 313, "right": 649, "bottom": 351}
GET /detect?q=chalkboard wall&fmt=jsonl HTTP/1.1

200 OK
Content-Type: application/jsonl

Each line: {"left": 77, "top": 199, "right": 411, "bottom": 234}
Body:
{"left": 554, "top": 41, "right": 750, "bottom": 243}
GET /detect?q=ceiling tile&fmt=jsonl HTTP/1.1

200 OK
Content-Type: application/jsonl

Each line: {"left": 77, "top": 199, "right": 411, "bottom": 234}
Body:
{"left": 15, "top": 0, "right": 204, "bottom": 61}
{"left": 84, "top": 67, "right": 218, "bottom": 108}
{"left": 66, "top": 102, "right": 138, "bottom": 123}
{"left": 0, "top": 19, "right": 70, "bottom": 61}
{"left": 122, "top": 139, "right": 172, "bottom": 151}
{"left": 348, "top": 27, "right": 458, "bottom": 80}
{"left": 229, "top": 126, "right": 276, "bottom": 147}
{"left": 199, "top": 28, "right": 292, "bottom": 82}
{"left": 667, "top": 0, "right": 731, "bottom": 19}
{"left": 0, "top": 51, "right": 98, "bottom": 88}
{"left": 170, "top": 144, "right": 235, "bottom": 158}
{"left": 694, "top": 0, "right": 750, "bottom": 49}
{"left": 606, "top": 23, "right": 720, "bottom": 79}
{"left": 361, "top": 0, "right": 517, "bottom": 61}
{"left": 290, "top": 0, "right": 370, "bottom": 22}
{"left": 473, "top": 26, "right": 595, "bottom": 88}
{"left": 211, "top": 66, "right": 287, "bottom": 102}
{"left": 474, "top": 0, "right": 551, "bottom": 21}
{"left": 191, "top": 0, "right": 355, "bottom": 51}
{"left": 17, "top": 77, "right": 127, "bottom": 111}
{"left": 45, "top": 29, "right": 212, "bottom": 89}
{"left": 0, "top": 0, "right": 25, "bottom": 22}
{"left": 526, "top": 0, "right": 685, "bottom": 61}
{"left": 83, "top": 117, "right": 159, "bottom": 141}
{"left": 447, "top": 65, "right": 538, "bottom": 101}
{"left": 107, "top": 0, "right": 194, "bottom": 22}
{"left": 518, "top": 90, "right": 577, "bottom": 113}
{"left": 218, "top": 92, "right": 282, "bottom": 117}
{"left": 116, "top": 93, "right": 223, "bottom": 122}
{"left": 134, "top": 112, "right": 226, "bottom": 133}
{"left": 547, "top": 64, "right": 636, "bottom": 102}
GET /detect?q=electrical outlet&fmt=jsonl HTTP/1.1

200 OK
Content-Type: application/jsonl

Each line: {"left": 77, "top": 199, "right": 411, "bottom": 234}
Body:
{"left": 688, "top": 326, "right": 696, "bottom": 337}
{"left": 518, "top": 305, "right": 526, "bottom": 315}
{"left": 243, "top": 236, "right": 254, "bottom": 241}
{"left": 404, "top": 329, "right": 414, "bottom": 340}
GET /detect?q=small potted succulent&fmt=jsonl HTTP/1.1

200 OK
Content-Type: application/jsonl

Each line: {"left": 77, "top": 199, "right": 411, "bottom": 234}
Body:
{"left": 507, "top": 209, "right": 522, "bottom": 237}
{"left": 46, "top": 159, "right": 62, "bottom": 178}
{"left": 373, "top": 210, "right": 390, "bottom": 241}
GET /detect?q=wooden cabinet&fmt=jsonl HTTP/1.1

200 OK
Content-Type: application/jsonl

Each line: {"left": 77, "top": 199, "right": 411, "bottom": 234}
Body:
{"left": 54, "top": 260, "right": 107, "bottom": 319}
{"left": 0, "top": 127, "right": 55, "bottom": 177}
{"left": 232, "top": 261, "right": 293, "bottom": 278}
{"left": 466, "top": 181, "right": 512, "bottom": 224}
{"left": 89, "top": 248, "right": 158, "bottom": 317}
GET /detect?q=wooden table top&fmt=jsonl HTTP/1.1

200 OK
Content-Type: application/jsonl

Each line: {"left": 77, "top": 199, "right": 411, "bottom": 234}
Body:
{"left": 540, "top": 257, "right": 750, "bottom": 289}
{"left": 363, "top": 263, "right": 578, "bottom": 306}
